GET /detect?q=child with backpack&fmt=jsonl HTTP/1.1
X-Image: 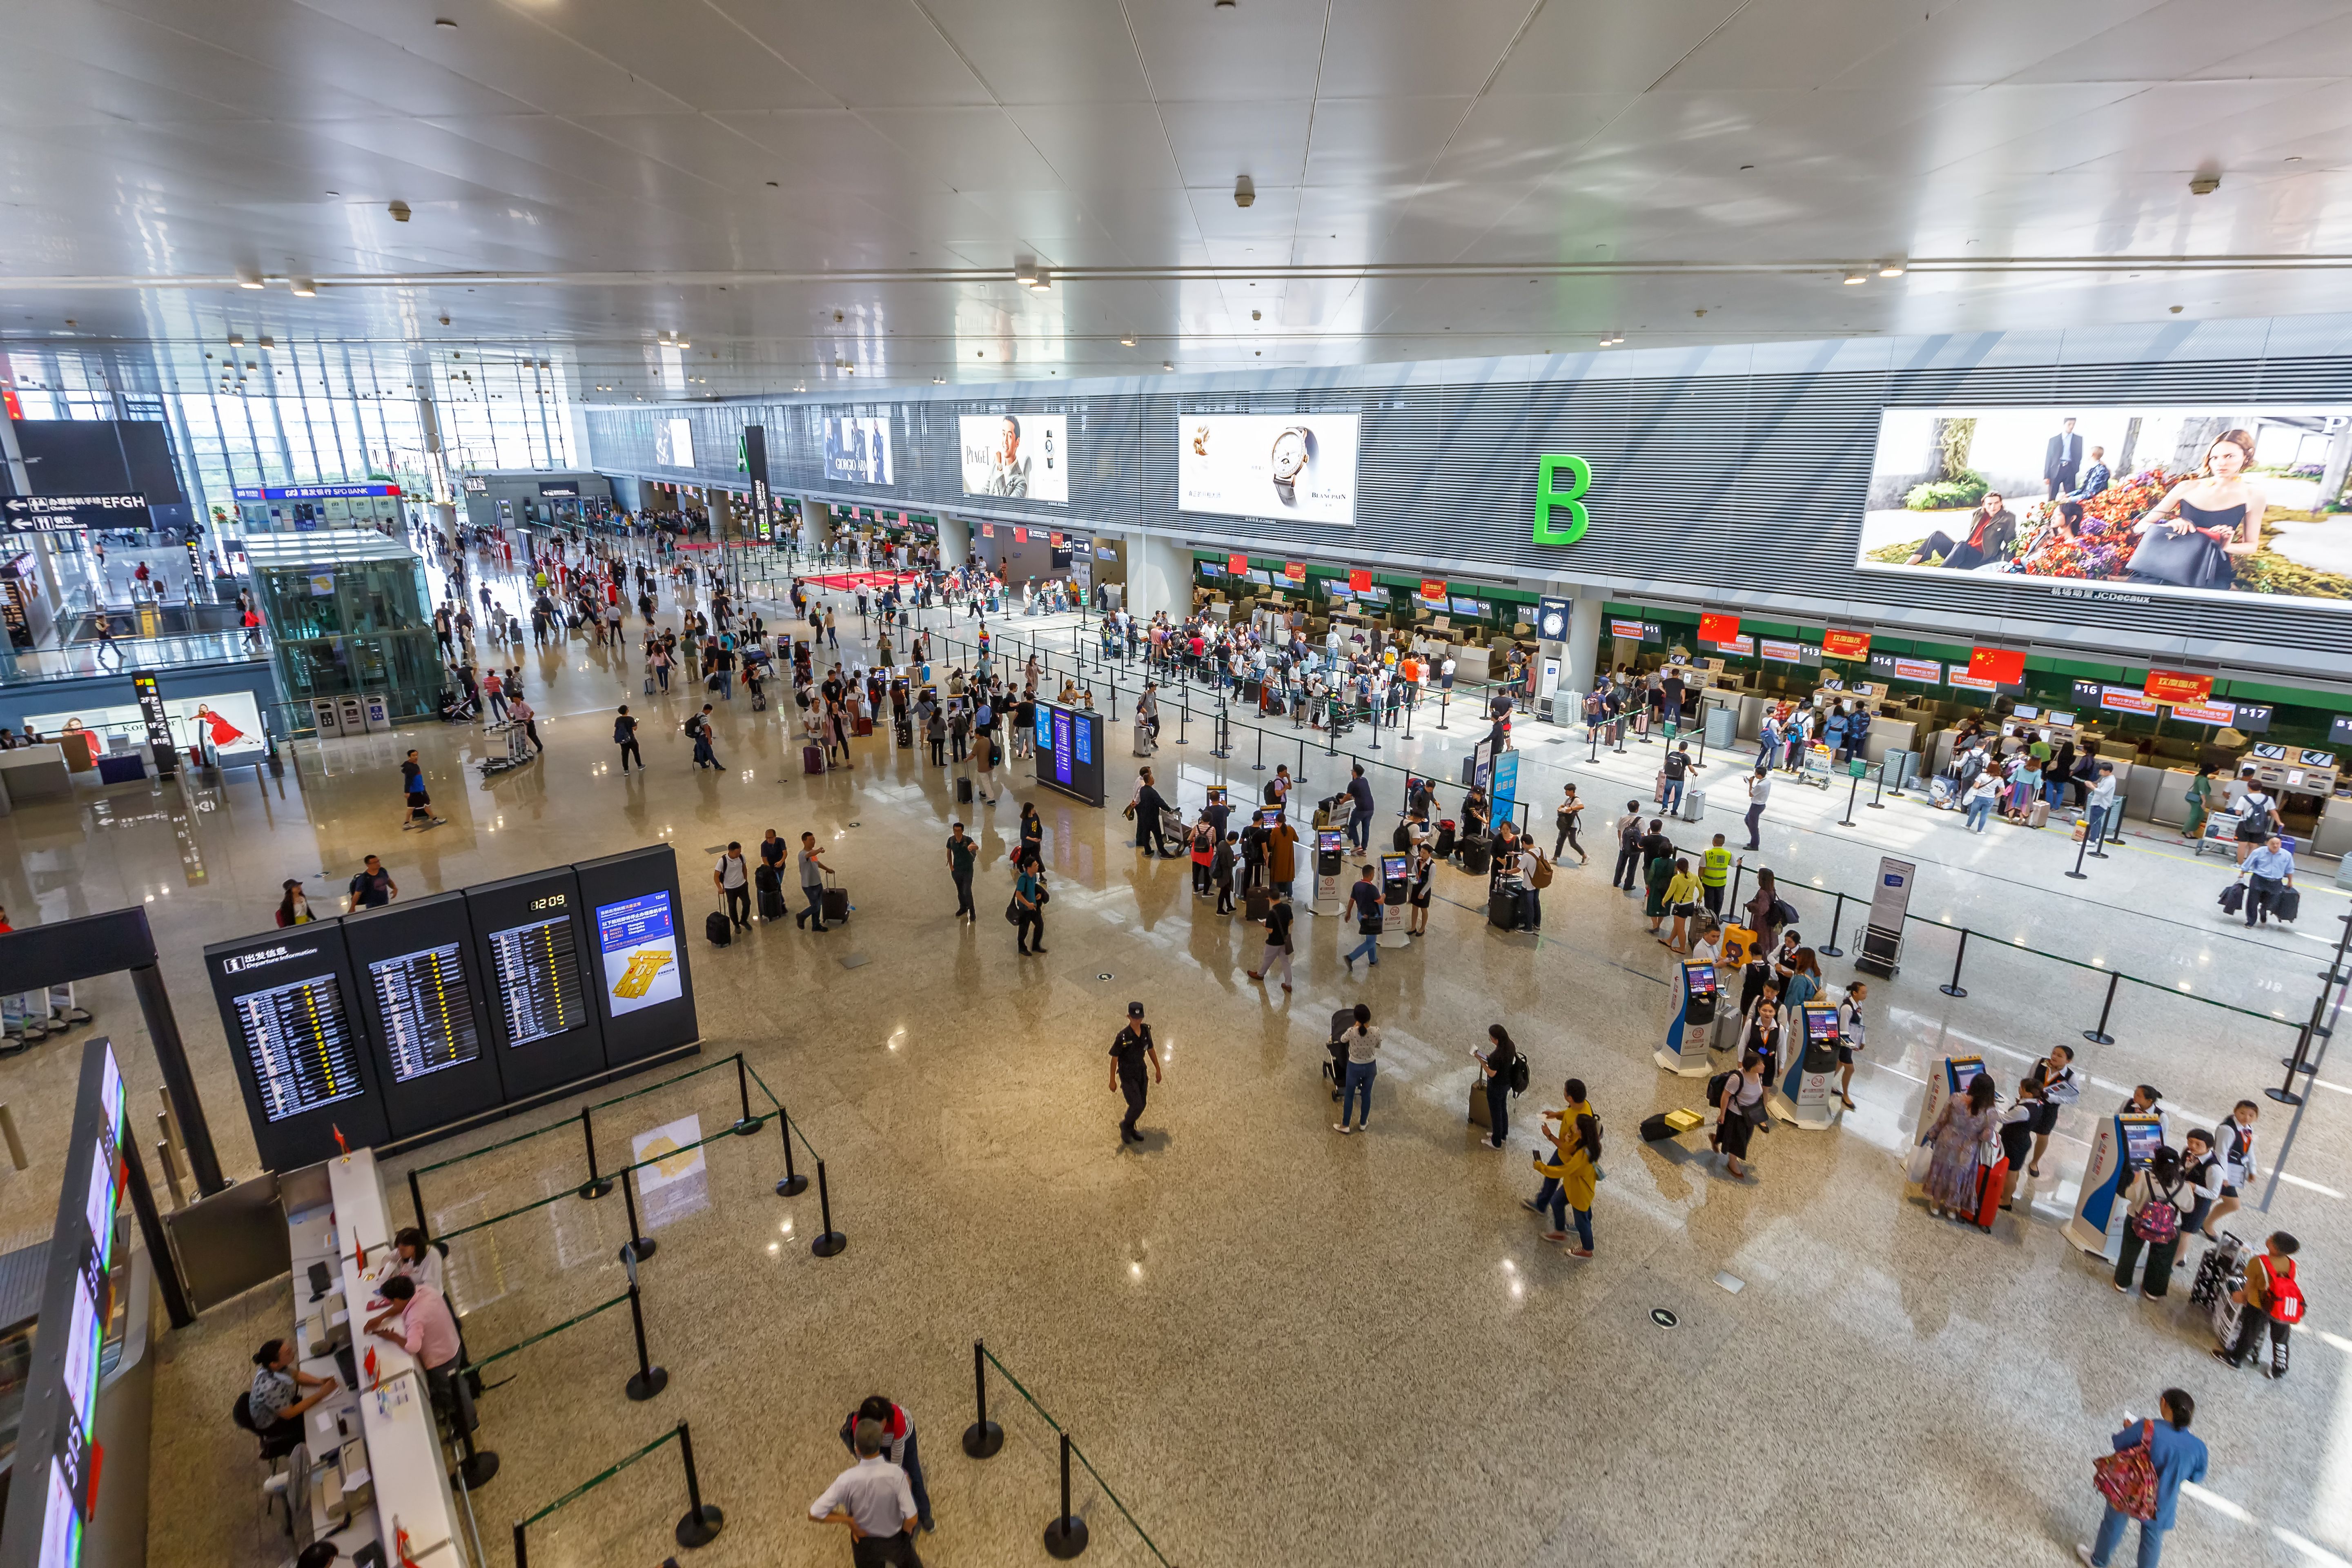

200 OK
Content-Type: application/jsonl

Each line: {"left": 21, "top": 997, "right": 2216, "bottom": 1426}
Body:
{"left": 2215, "top": 1231, "right": 2305, "bottom": 1379}
{"left": 2113, "top": 1146, "right": 2189, "bottom": 1298}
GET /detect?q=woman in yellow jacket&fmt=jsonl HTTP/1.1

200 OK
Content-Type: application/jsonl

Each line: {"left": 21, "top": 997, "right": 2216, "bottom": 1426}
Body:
{"left": 1660, "top": 857, "right": 1705, "bottom": 955}
{"left": 1530, "top": 1111, "right": 1601, "bottom": 1256}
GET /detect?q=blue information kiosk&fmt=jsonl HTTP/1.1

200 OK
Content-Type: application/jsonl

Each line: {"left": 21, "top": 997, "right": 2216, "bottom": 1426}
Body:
{"left": 1767, "top": 1003, "right": 1843, "bottom": 1130}
{"left": 1655, "top": 960, "right": 1719, "bottom": 1077}
{"left": 2064, "top": 1112, "right": 2167, "bottom": 1261}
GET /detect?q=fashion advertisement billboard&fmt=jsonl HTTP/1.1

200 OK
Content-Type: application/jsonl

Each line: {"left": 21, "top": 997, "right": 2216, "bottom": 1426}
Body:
{"left": 1177, "top": 413, "right": 1358, "bottom": 525}
{"left": 822, "top": 414, "right": 894, "bottom": 485}
{"left": 959, "top": 414, "right": 1069, "bottom": 502}
{"left": 1855, "top": 405, "right": 2352, "bottom": 606}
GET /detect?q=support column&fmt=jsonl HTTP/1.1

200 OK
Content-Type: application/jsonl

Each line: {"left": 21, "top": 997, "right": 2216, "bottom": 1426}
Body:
{"left": 939, "top": 516, "right": 971, "bottom": 568}
{"left": 1566, "top": 586, "right": 1607, "bottom": 699}
{"left": 799, "top": 499, "right": 831, "bottom": 552}
{"left": 1123, "top": 530, "right": 1190, "bottom": 621}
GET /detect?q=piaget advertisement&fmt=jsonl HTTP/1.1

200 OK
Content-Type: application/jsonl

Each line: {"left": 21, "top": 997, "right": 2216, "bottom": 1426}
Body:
{"left": 959, "top": 414, "right": 1069, "bottom": 502}
{"left": 1856, "top": 405, "right": 2352, "bottom": 605}
{"left": 1177, "top": 413, "right": 1359, "bottom": 526}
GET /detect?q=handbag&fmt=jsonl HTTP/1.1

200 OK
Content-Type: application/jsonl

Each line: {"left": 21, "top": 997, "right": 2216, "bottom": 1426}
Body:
{"left": 1904, "top": 1140, "right": 1934, "bottom": 1183}
{"left": 2126, "top": 525, "right": 2234, "bottom": 591}
{"left": 2092, "top": 1421, "right": 2161, "bottom": 1522}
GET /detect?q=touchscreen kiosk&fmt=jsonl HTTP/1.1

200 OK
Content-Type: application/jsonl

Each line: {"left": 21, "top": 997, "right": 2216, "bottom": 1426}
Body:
{"left": 1379, "top": 853, "right": 1411, "bottom": 906}
{"left": 1656, "top": 960, "right": 1720, "bottom": 1076}
{"left": 205, "top": 923, "right": 386, "bottom": 1170}
{"left": 343, "top": 893, "right": 507, "bottom": 1138}
{"left": 1769, "top": 1003, "right": 1846, "bottom": 1129}
{"left": 575, "top": 845, "right": 701, "bottom": 1065}
{"left": 1207, "top": 785, "right": 1228, "bottom": 809}
{"left": 1258, "top": 808, "right": 1283, "bottom": 829}
{"left": 1310, "top": 828, "right": 1348, "bottom": 915}
{"left": 465, "top": 866, "right": 609, "bottom": 1098}
{"left": 2066, "top": 1112, "right": 2166, "bottom": 1260}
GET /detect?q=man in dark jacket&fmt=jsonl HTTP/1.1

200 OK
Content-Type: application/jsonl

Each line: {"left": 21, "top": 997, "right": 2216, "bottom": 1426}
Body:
{"left": 1345, "top": 764, "right": 1376, "bottom": 853}
{"left": 1905, "top": 493, "right": 2016, "bottom": 570}
{"left": 1131, "top": 769, "right": 1172, "bottom": 855}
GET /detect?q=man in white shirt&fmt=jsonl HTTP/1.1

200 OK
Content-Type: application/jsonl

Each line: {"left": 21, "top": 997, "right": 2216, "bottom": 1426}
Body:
{"left": 2086, "top": 763, "right": 2118, "bottom": 856}
{"left": 713, "top": 842, "right": 751, "bottom": 931}
{"left": 809, "top": 1419, "right": 922, "bottom": 1566}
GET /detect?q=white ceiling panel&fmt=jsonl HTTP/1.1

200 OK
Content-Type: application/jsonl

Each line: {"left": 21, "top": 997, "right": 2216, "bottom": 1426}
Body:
{"left": 1491, "top": 0, "right": 1755, "bottom": 96}
{"left": 1123, "top": 0, "right": 1338, "bottom": 104}
{"left": 1302, "top": 98, "right": 1475, "bottom": 187}
{"left": 705, "top": 0, "right": 993, "bottom": 108}
{"left": 852, "top": 108, "right": 1065, "bottom": 193}
{"left": 2011, "top": 0, "right": 2346, "bottom": 84}
{"left": 1156, "top": 100, "right": 1316, "bottom": 189}
{"left": 921, "top": 0, "right": 1155, "bottom": 105}
{"left": 1002, "top": 102, "right": 1186, "bottom": 190}
{"left": 518, "top": 0, "right": 835, "bottom": 114}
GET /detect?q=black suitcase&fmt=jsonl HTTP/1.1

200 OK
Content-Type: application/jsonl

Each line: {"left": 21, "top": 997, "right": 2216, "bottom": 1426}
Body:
{"left": 754, "top": 864, "right": 784, "bottom": 920}
{"left": 1487, "top": 885, "right": 1521, "bottom": 931}
{"left": 822, "top": 884, "right": 850, "bottom": 924}
{"left": 705, "top": 910, "right": 733, "bottom": 947}
{"left": 957, "top": 776, "right": 974, "bottom": 804}
{"left": 1432, "top": 820, "right": 1457, "bottom": 860}
{"left": 1459, "top": 835, "right": 1492, "bottom": 875}
{"left": 2274, "top": 884, "right": 2302, "bottom": 923}
{"left": 896, "top": 721, "right": 913, "bottom": 748}
{"left": 1639, "top": 1111, "right": 1680, "bottom": 1143}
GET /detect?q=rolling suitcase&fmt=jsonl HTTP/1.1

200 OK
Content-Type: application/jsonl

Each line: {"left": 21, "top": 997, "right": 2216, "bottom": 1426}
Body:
{"left": 1245, "top": 886, "right": 1272, "bottom": 922}
{"left": 755, "top": 864, "right": 784, "bottom": 921}
{"left": 1468, "top": 1078, "right": 1494, "bottom": 1129}
{"left": 803, "top": 745, "right": 826, "bottom": 774}
{"left": 1432, "top": 820, "right": 1457, "bottom": 860}
{"left": 643, "top": 674, "right": 656, "bottom": 695}
{"left": 1639, "top": 1111, "right": 1680, "bottom": 1143}
{"left": 1487, "top": 884, "right": 1522, "bottom": 931}
{"left": 1677, "top": 788, "right": 1706, "bottom": 823}
{"left": 2275, "top": 884, "right": 2302, "bottom": 923}
{"left": 853, "top": 715, "right": 874, "bottom": 736}
{"left": 1322, "top": 1009, "right": 1355, "bottom": 1100}
{"left": 957, "top": 776, "right": 974, "bottom": 804}
{"left": 1135, "top": 722, "right": 1156, "bottom": 757}
{"left": 822, "top": 882, "right": 850, "bottom": 924}
{"left": 896, "top": 720, "right": 913, "bottom": 749}
{"left": 1458, "top": 835, "right": 1492, "bottom": 875}
{"left": 704, "top": 911, "right": 733, "bottom": 947}
{"left": 1654, "top": 769, "right": 1668, "bottom": 804}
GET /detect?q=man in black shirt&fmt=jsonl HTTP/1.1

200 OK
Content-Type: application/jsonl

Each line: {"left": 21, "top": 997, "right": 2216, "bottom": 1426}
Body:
{"left": 1108, "top": 1002, "right": 1162, "bottom": 1144}
{"left": 1247, "top": 891, "right": 1295, "bottom": 989}
{"left": 944, "top": 822, "right": 977, "bottom": 923}
{"left": 1661, "top": 742, "right": 1693, "bottom": 815}
{"left": 346, "top": 855, "right": 396, "bottom": 913}
{"left": 614, "top": 705, "right": 641, "bottom": 773}
{"left": 1343, "top": 865, "right": 1383, "bottom": 972}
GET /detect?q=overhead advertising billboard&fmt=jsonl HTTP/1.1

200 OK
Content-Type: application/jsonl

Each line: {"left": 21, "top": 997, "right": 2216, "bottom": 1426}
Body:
{"left": 959, "top": 414, "right": 1069, "bottom": 502}
{"left": 822, "top": 414, "right": 894, "bottom": 485}
{"left": 1857, "top": 405, "right": 2352, "bottom": 606}
{"left": 1178, "top": 413, "right": 1358, "bottom": 525}
{"left": 653, "top": 416, "right": 695, "bottom": 469}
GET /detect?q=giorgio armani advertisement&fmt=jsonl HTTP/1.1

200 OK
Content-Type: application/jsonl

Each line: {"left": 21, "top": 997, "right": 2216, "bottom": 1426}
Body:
{"left": 1855, "top": 405, "right": 2352, "bottom": 606}
{"left": 1177, "top": 413, "right": 1359, "bottom": 526}
{"left": 822, "top": 415, "right": 894, "bottom": 486}
{"left": 959, "top": 414, "right": 1069, "bottom": 502}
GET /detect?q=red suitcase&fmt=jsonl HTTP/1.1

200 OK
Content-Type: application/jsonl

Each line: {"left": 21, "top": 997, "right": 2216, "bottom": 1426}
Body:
{"left": 1970, "top": 1153, "right": 2010, "bottom": 1232}
{"left": 803, "top": 745, "right": 825, "bottom": 775}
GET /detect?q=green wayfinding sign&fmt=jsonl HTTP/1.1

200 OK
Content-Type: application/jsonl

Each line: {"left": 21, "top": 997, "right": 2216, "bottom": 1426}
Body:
{"left": 1535, "top": 454, "right": 1591, "bottom": 545}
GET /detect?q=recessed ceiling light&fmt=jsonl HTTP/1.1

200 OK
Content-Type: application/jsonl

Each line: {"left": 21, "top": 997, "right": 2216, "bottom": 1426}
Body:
{"left": 1842, "top": 271, "right": 1867, "bottom": 285}
{"left": 1120, "top": 337, "right": 1136, "bottom": 346}
{"left": 1162, "top": 361, "right": 1174, "bottom": 371}
{"left": 235, "top": 266, "right": 263, "bottom": 290}
{"left": 2285, "top": 155, "right": 2304, "bottom": 163}
{"left": 290, "top": 277, "right": 316, "bottom": 296}
{"left": 1877, "top": 260, "right": 1906, "bottom": 277}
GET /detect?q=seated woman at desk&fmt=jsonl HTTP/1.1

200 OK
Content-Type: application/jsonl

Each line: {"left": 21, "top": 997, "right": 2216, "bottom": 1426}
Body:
{"left": 249, "top": 1338, "right": 338, "bottom": 1437}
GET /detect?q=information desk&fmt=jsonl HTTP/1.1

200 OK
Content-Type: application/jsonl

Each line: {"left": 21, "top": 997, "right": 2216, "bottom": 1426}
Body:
{"left": 0, "top": 744, "right": 73, "bottom": 815}
{"left": 282, "top": 1149, "right": 472, "bottom": 1566}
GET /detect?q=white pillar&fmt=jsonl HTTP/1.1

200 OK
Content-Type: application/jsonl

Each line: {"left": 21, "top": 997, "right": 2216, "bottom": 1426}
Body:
{"left": 1566, "top": 586, "right": 1606, "bottom": 698}
{"left": 799, "top": 498, "right": 829, "bottom": 552}
{"left": 1123, "top": 530, "right": 1189, "bottom": 620}
{"left": 939, "top": 515, "right": 971, "bottom": 568}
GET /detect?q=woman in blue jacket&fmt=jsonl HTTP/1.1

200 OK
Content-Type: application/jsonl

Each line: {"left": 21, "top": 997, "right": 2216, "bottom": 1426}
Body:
{"left": 2079, "top": 1388, "right": 2207, "bottom": 1567}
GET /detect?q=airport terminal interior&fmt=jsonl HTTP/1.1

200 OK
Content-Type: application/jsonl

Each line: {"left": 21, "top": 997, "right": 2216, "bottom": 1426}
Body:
{"left": 5, "top": 3, "right": 2352, "bottom": 1567}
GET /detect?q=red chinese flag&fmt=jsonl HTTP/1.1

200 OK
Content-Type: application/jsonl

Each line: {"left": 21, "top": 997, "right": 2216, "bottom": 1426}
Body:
{"left": 1348, "top": 569, "right": 1372, "bottom": 592}
{"left": 1229, "top": 552, "right": 1249, "bottom": 573}
{"left": 1699, "top": 612, "right": 1740, "bottom": 644}
{"left": 1968, "top": 646, "right": 2025, "bottom": 686}
{"left": 1013, "top": 527, "right": 1028, "bottom": 543}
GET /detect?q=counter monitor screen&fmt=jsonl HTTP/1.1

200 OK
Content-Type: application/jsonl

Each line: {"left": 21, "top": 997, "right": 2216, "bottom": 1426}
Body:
{"left": 232, "top": 971, "right": 365, "bottom": 1123}
{"left": 2047, "top": 710, "right": 2076, "bottom": 727}
{"left": 1206, "top": 786, "right": 1227, "bottom": 806}
{"left": 2011, "top": 704, "right": 2040, "bottom": 721}
{"left": 2253, "top": 742, "right": 2288, "bottom": 760}
{"left": 2122, "top": 1114, "right": 2165, "bottom": 1169}
{"left": 1684, "top": 962, "right": 1716, "bottom": 995}
{"left": 1316, "top": 829, "right": 1345, "bottom": 854}
{"left": 1805, "top": 1005, "right": 1842, "bottom": 1046}
{"left": 366, "top": 942, "right": 482, "bottom": 1082}
{"left": 486, "top": 915, "right": 587, "bottom": 1047}
{"left": 596, "top": 893, "right": 682, "bottom": 1018}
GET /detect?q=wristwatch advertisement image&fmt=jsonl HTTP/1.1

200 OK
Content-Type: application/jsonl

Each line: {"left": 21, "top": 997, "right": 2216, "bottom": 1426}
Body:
{"left": 1270, "top": 426, "right": 1314, "bottom": 506}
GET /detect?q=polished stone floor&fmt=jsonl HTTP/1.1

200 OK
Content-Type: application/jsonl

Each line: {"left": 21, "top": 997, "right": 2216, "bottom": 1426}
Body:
{"left": 1, "top": 555, "right": 2345, "bottom": 1567}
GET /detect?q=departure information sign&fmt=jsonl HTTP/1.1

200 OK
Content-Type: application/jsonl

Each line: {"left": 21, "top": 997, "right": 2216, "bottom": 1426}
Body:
{"left": 487, "top": 915, "right": 586, "bottom": 1046}
{"left": 232, "top": 972, "right": 364, "bottom": 1122}
{"left": 596, "top": 894, "right": 682, "bottom": 1018}
{"left": 1031, "top": 701, "right": 1105, "bottom": 806}
{"left": 366, "top": 942, "right": 481, "bottom": 1082}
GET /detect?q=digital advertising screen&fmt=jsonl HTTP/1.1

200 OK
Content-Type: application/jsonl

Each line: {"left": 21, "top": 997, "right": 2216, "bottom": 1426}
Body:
{"left": 596, "top": 893, "right": 682, "bottom": 1018}
{"left": 822, "top": 414, "right": 894, "bottom": 485}
{"left": 1857, "top": 404, "right": 2352, "bottom": 606}
{"left": 1805, "top": 1005, "right": 1843, "bottom": 1046}
{"left": 23, "top": 688, "right": 268, "bottom": 766}
{"left": 2122, "top": 1114, "right": 2166, "bottom": 1168}
{"left": 959, "top": 413, "right": 1069, "bottom": 503}
{"left": 1684, "top": 962, "right": 1716, "bottom": 996}
{"left": 1031, "top": 701, "right": 1105, "bottom": 806}
{"left": 1379, "top": 853, "right": 1409, "bottom": 883}
{"left": 1177, "top": 412, "right": 1359, "bottom": 525}
{"left": 1316, "top": 829, "right": 1345, "bottom": 854}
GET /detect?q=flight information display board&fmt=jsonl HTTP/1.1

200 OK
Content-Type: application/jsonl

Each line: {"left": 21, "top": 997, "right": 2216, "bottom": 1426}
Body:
{"left": 574, "top": 846, "right": 700, "bottom": 1067}
{"left": 368, "top": 942, "right": 481, "bottom": 1082}
{"left": 204, "top": 924, "right": 388, "bottom": 1169}
{"left": 465, "top": 868, "right": 610, "bottom": 1099}
{"left": 1032, "top": 701, "right": 1105, "bottom": 806}
{"left": 341, "top": 894, "right": 506, "bottom": 1139}
{"left": 234, "top": 970, "right": 365, "bottom": 1120}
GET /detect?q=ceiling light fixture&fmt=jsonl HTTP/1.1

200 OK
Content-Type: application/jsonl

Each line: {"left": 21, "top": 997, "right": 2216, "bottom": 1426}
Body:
{"left": 290, "top": 277, "right": 317, "bottom": 296}
{"left": 1842, "top": 270, "right": 1868, "bottom": 285}
{"left": 235, "top": 266, "right": 263, "bottom": 290}
{"left": 1027, "top": 268, "right": 1051, "bottom": 292}
{"left": 2189, "top": 171, "right": 2222, "bottom": 196}
{"left": 1120, "top": 336, "right": 1136, "bottom": 346}
{"left": 1162, "top": 361, "right": 1174, "bottom": 371}
{"left": 434, "top": 16, "right": 457, "bottom": 27}
{"left": 228, "top": 333, "right": 244, "bottom": 346}
{"left": 258, "top": 335, "right": 275, "bottom": 350}
{"left": 1877, "top": 258, "right": 1907, "bottom": 277}
{"left": 1013, "top": 255, "right": 1039, "bottom": 287}
{"left": 1234, "top": 175, "right": 1255, "bottom": 209}
{"left": 388, "top": 200, "right": 411, "bottom": 222}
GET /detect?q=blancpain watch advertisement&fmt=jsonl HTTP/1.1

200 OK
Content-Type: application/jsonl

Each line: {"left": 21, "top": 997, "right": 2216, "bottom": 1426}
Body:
{"left": 959, "top": 413, "right": 1069, "bottom": 503}
{"left": 1176, "top": 414, "right": 1359, "bottom": 526}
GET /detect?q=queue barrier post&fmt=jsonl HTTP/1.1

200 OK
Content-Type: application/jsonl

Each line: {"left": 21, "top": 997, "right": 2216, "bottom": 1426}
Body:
{"left": 619, "top": 1165, "right": 657, "bottom": 1263}
{"left": 962, "top": 1339, "right": 1005, "bottom": 1457}
{"left": 624, "top": 1280, "right": 668, "bottom": 1401}
{"left": 1837, "top": 771, "right": 1860, "bottom": 828}
{"left": 1177, "top": 690, "right": 1188, "bottom": 746}
{"left": 1253, "top": 721, "right": 1266, "bottom": 772}
{"left": 2065, "top": 818, "right": 2094, "bottom": 881}
{"left": 2083, "top": 970, "right": 2121, "bottom": 1045}
{"left": 1437, "top": 691, "right": 1448, "bottom": 730}
{"left": 2269, "top": 996, "right": 2322, "bottom": 1107}
{"left": 675, "top": 1421, "right": 726, "bottom": 1549}
{"left": 811, "top": 1160, "right": 847, "bottom": 1257}
{"left": 1940, "top": 929, "right": 1971, "bottom": 999}
{"left": 1044, "top": 1431, "right": 1089, "bottom": 1560}
{"left": 774, "top": 1104, "right": 809, "bottom": 1196}
{"left": 730, "top": 1054, "right": 761, "bottom": 1136}
{"left": 577, "top": 1102, "right": 616, "bottom": 1198}
{"left": 1865, "top": 765, "right": 1887, "bottom": 811}
{"left": 1817, "top": 891, "right": 1846, "bottom": 959}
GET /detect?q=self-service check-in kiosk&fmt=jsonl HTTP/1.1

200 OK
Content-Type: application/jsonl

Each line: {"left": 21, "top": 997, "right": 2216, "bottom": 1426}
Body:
{"left": 1767, "top": 1002, "right": 1843, "bottom": 1129}
{"left": 1378, "top": 853, "right": 1414, "bottom": 949}
{"left": 1655, "top": 960, "right": 1719, "bottom": 1077}
{"left": 1917, "top": 1054, "right": 1985, "bottom": 1138}
{"left": 1310, "top": 828, "right": 1348, "bottom": 916}
{"left": 2065, "top": 1112, "right": 2167, "bottom": 1261}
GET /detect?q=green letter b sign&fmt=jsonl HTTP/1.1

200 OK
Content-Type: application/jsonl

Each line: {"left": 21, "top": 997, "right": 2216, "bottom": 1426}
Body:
{"left": 1535, "top": 454, "right": 1591, "bottom": 545}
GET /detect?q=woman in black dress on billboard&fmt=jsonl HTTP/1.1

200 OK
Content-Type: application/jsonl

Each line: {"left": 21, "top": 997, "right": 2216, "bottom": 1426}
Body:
{"left": 2126, "top": 428, "right": 2263, "bottom": 592}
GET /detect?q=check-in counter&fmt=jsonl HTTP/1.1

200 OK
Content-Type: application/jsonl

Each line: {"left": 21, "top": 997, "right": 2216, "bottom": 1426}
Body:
{"left": 2125, "top": 759, "right": 2167, "bottom": 822}
{"left": 2314, "top": 793, "right": 2352, "bottom": 860}
{"left": 1861, "top": 717, "right": 1917, "bottom": 767}
{"left": 0, "top": 743, "right": 74, "bottom": 813}
{"left": 2147, "top": 766, "right": 2200, "bottom": 828}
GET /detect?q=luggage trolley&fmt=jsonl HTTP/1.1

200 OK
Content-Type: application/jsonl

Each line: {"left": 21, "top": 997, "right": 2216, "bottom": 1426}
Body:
{"left": 1796, "top": 743, "right": 1835, "bottom": 790}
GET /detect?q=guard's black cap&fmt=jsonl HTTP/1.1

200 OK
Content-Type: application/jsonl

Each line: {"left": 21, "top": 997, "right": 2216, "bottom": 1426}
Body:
{"left": 1127, "top": 1001, "right": 1145, "bottom": 1017}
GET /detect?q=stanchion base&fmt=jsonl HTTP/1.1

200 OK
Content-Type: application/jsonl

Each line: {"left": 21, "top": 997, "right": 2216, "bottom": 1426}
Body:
{"left": 627, "top": 1366, "right": 669, "bottom": 1402}
{"left": 675, "top": 1504, "right": 725, "bottom": 1549}
{"left": 578, "top": 1178, "right": 615, "bottom": 1200}
{"left": 962, "top": 1420, "right": 1004, "bottom": 1459}
{"left": 2063, "top": 871, "right": 2089, "bottom": 881}
{"left": 2265, "top": 1086, "right": 2305, "bottom": 1108}
{"left": 776, "top": 1174, "right": 810, "bottom": 1196}
{"left": 731, "top": 1117, "right": 763, "bottom": 1137}
{"left": 1939, "top": 985, "right": 1968, "bottom": 998}
{"left": 2089, "top": 851, "right": 2110, "bottom": 860}
{"left": 2282, "top": 1055, "right": 2319, "bottom": 1074}
{"left": 455, "top": 1450, "right": 500, "bottom": 1489}
{"left": 1818, "top": 944, "right": 1844, "bottom": 958}
{"left": 811, "top": 1231, "right": 847, "bottom": 1258}
{"left": 620, "top": 1238, "right": 658, "bottom": 1263}
{"left": 1045, "top": 1517, "right": 1089, "bottom": 1560}
{"left": 1864, "top": 802, "right": 1886, "bottom": 810}
{"left": 2085, "top": 1031, "right": 2115, "bottom": 1045}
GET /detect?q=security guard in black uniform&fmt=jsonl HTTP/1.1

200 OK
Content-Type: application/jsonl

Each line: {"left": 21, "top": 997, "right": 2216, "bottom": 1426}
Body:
{"left": 1108, "top": 1002, "right": 1163, "bottom": 1144}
